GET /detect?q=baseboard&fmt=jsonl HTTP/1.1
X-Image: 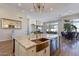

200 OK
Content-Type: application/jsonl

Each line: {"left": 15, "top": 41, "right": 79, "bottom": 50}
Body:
{"left": 0, "top": 39, "right": 12, "bottom": 42}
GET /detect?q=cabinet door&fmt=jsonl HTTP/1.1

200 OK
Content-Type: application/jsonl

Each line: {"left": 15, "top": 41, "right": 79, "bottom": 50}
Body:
{"left": 44, "top": 41, "right": 50, "bottom": 56}
{"left": 36, "top": 50, "right": 44, "bottom": 56}
{"left": 36, "top": 42, "right": 50, "bottom": 56}
{"left": 26, "top": 46, "right": 36, "bottom": 56}
{"left": 36, "top": 47, "right": 50, "bottom": 56}
{"left": 15, "top": 41, "right": 19, "bottom": 56}
{"left": 15, "top": 41, "right": 36, "bottom": 56}
{"left": 18, "top": 45, "right": 27, "bottom": 56}
{"left": 44, "top": 46, "right": 50, "bottom": 56}
{"left": 18, "top": 45, "right": 36, "bottom": 56}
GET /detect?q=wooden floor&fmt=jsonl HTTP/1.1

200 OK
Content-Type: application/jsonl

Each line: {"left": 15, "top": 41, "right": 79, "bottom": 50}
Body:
{"left": 0, "top": 38, "right": 79, "bottom": 56}
{"left": 0, "top": 40, "right": 13, "bottom": 56}
{"left": 54, "top": 38, "right": 79, "bottom": 56}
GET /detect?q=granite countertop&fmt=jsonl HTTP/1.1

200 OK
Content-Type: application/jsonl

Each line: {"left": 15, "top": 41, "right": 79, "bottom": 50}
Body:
{"left": 15, "top": 36, "right": 36, "bottom": 49}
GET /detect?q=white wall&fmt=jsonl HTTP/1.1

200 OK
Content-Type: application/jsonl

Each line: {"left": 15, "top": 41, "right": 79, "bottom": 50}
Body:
{"left": 58, "top": 18, "right": 64, "bottom": 36}
{"left": 0, "top": 7, "right": 27, "bottom": 41}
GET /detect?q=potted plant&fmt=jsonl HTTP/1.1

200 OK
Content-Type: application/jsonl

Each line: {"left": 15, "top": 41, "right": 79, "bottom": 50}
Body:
{"left": 64, "top": 23, "right": 77, "bottom": 32}
{"left": 61, "top": 23, "right": 77, "bottom": 40}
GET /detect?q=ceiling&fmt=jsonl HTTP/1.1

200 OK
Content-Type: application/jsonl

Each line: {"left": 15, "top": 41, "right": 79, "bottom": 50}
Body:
{"left": 0, "top": 3, "right": 79, "bottom": 22}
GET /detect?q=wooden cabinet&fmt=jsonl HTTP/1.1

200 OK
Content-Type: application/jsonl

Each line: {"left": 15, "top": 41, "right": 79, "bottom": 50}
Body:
{"left": 25, "top": 47, "right": 36, "bottom": 56}
{"left": 36, "top": 41, "right": 50, "bottom": 56}
{"left": 36, "top": 46, "right": 50, "bottom": 56}
{"left": 15, "top": 41, "right": 36, "bottom": 56}
{"left": 15, "top": 39, "right": 50, "bottom": 56}
{"left": 44, "top": 46, "right": 50, "bottom": 56}
{"left": 15, "top": 41, "right": 19, "bottom": 55}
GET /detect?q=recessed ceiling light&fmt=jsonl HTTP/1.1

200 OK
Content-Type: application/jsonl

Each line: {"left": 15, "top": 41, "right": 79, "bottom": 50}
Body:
{"left": 50, "top": 8, "right": 53, "bottom": 11}
{"left": 18, "top": 3, "right": 22, "bottom": 7}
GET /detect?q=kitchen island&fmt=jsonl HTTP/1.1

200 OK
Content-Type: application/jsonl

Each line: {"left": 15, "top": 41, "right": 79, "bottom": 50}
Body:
{"left": 14, "top": 34, "right": 50, "bottom": 56}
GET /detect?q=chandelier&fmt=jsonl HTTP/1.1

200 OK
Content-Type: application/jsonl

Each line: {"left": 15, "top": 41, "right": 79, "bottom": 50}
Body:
{"left": 33, "top": 3, "right": 44, "bottom": 12}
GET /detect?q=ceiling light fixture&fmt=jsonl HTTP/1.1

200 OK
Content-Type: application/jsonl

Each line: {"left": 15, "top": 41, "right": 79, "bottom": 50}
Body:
{"left": 33, "top": 3, "right": 44, "bottom": 12}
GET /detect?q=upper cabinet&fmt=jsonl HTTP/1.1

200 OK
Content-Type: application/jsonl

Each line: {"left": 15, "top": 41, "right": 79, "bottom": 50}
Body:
{"left": 0, "top": 18, "right": 21, "bottom": 29}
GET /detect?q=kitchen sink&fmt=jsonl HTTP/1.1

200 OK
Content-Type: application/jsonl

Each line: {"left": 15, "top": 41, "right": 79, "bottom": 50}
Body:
{"left": 38, "top": 38, "right": 48, "bottom": 42}
{"left": 31, "top": 38, "right": 49, "bottom": 52}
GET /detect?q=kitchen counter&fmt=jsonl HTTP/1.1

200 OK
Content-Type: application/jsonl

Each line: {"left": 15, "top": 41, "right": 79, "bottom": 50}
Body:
{"left": 15, "top": 36, "right": 36, "bottom": 49}
{"left": 15, "top": 34, "right": 58, "bottom": 49}
{"left": 14, "top": 34, "right": 51, "bottom": 56}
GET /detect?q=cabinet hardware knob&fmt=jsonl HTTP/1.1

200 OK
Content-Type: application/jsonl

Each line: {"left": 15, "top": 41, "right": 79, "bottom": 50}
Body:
{"left": 32, "top": 50, "right": 34, "bottom": 52}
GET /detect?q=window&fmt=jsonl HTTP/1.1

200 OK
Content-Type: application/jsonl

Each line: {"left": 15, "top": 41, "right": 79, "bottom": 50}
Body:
{"left": 46, "top": 22, "right": 58, "bottom": 34}
{"left": 50, "top": 25, "right": 58, "bottom": 32}
{"left": 73, "top": 22, "right": 79, "bottom": 32}
{"left": 71, "top": 19, "right": 79, "bottom": 32}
